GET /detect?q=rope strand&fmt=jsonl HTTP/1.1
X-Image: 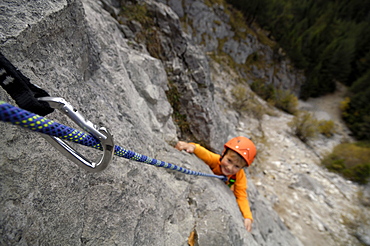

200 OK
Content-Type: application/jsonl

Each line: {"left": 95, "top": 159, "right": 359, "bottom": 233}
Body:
{"left": 0, "top": 101, "right": 227, "bottom": 181}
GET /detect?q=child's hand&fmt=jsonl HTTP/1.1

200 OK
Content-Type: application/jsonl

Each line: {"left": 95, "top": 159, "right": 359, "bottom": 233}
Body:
{"left": 175, "top": 141, "right": 196, "bottom": 153}
{"left": 244, "top": 218, "right": 252, "bottom": 232}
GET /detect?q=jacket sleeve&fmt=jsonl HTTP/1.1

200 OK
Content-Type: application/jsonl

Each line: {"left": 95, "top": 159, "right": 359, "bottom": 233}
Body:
{"left": 234, "top": 170, "right": 253, "bottom": 220}
{"left": 190, "top": 143, "right": 221, "bottom": 170}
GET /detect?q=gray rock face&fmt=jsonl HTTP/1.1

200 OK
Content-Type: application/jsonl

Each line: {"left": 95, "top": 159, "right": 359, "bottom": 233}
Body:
{"left": 150, "top": 0, "right": 305, "bottom": 149}
{"left": 2, "top": 0, "right": 369, "bottom": 246}
{"left": 0, "top": 0, "right": 302, "bottom": 245}
{"left": 160, "top": 0, "right": 305, "bottom": 96}
{"left": 134, "top": 0, "right": 232, "bottom": 150}
{"left": 223, "top": 38, "right": 256, "bottom": 64}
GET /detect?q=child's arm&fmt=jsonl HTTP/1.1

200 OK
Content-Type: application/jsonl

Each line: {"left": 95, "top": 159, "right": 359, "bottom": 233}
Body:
{"left": 234, "top": 170, "right": 253, "bottom": 231}
{"left": 175, "top": 141, "right": 220, "bottom": 169}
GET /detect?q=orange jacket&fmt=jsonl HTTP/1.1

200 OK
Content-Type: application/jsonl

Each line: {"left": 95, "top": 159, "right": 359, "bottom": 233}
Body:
{"left": 191, "top": 143, "right": 253, "bottom": 220}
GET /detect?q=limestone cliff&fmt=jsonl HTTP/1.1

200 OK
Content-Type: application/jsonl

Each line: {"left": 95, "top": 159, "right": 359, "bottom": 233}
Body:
{"left": 1, "top": 0, "right": 369, "bottom": 246}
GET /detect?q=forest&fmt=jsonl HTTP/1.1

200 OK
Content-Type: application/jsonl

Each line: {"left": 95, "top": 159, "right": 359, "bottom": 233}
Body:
{"left": 227, "top": 0, "right": 370, "bottom": 141}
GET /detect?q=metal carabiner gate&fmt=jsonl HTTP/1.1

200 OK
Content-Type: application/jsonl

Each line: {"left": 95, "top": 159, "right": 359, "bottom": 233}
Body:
{"left": 38, "top": 97, "right": 114, "bottom": 172}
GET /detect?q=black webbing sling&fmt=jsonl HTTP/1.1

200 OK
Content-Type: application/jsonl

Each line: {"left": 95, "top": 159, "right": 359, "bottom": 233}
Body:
{"left": 0, "top": 52, "right": 54, "bottom": 116}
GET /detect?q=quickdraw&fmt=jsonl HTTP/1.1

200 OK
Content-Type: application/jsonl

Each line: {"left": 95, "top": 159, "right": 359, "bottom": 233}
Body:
{"left": 37, "top": 97, "right": 115, "bottom": 172}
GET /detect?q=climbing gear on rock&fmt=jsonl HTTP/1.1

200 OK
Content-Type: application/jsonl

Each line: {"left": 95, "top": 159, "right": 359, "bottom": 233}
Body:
{"left": 224, "top": 136, "right": 257, "bottom": 166}
{"left": 0, "top": 100, "right": 227, "bottom": 181}
{"left": 38, "top": 97, "right": 115, "bottom": 172}
{"left": 0, "top": 52, "right": 54, "bottom": 116}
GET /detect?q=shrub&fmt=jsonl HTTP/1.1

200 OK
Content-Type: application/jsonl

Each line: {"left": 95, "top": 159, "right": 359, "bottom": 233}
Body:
{"left": 231, "top": 85, "right": 272, "bottom": 120}
{"left": 250, "top": 79, "right": 274, "bottom": 101}
{"left": 165, "top": 81, "right": 191, "bottom": 136}
{"left": 119, "top": 3, "right": 152, "bottom": 27}
{"left": 118, "top": 3, "right": 164, "bottom": 60}
{"left": 288, "top": 111, "right": 318, "bottom": 142}
{"left": 273, "top": 89, "right": 299, "bottom": 114}
{"left": 250, "top": 80, "right": 298, "bottom": 114}
{"left": 340, "top": 97, "right": 351, "bottom": 116}
{"left": 231, "top": 85, "right": 248, "bottom": 110}
{"left": 322, "top": 143, "right": 370, "bottom": 184}
{"left": 318, "top": 120, "right": 336, "bottom": 137}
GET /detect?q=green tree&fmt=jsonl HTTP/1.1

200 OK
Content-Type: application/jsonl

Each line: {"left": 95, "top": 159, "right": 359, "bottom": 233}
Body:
{"left": 226, "top": 0, "right": 370, "bottom": 140}
{"left": 345, "top": 71, "right": 370, "bottom": 140}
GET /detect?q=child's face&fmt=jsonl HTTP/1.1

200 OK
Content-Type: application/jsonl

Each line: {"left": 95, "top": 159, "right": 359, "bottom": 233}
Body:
{"left": 220, "top": 150, "right": 246, "bottom": 176}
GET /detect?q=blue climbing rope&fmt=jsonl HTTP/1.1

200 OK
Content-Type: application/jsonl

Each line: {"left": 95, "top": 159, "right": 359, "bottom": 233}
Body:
{"left": 0, "top": 101, "right": 227, "bottom": 181}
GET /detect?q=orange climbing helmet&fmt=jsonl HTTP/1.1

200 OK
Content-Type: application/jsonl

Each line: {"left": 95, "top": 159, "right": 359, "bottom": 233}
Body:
{"left": 224, "top": 136, "right": 257, "bottom": 166}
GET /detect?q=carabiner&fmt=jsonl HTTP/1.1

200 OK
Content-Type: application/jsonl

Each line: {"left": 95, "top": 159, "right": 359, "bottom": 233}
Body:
{"left": 38, "top": 97, "right": 114, "bottom": 172}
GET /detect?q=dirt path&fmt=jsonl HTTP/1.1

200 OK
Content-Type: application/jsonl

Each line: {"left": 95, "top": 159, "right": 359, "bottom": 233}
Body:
{"left": 298, "top": 82, "right": 353, "bottom": 138}
{"left": 305, "top": 83, "right": 347, "bottom": 122}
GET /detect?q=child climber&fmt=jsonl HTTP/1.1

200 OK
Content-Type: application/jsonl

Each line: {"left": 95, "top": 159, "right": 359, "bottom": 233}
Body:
{"left": 175, "top": 136, "right": 257, "bottom": 232}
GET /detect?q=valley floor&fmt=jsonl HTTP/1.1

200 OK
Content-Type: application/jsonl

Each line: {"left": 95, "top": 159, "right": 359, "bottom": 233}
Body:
{"left": 247, "top": 84, "right": 370, "bottom": 246}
